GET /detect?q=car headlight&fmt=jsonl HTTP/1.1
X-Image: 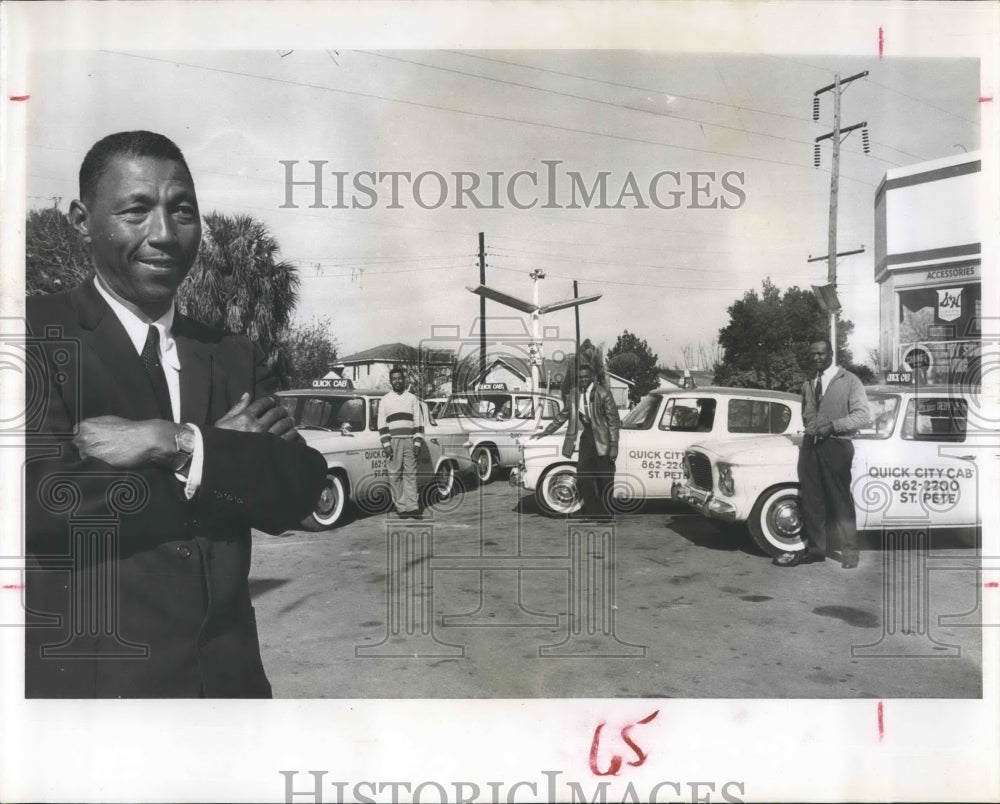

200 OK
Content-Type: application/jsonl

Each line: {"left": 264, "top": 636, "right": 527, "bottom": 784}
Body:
{"left": 717, "top": 462, "right": 735, "bottom": 496}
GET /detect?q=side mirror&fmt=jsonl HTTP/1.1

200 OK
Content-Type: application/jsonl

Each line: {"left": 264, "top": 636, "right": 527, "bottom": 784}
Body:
{"left": 340, "top": 422, "right": 354, "bottom": 437}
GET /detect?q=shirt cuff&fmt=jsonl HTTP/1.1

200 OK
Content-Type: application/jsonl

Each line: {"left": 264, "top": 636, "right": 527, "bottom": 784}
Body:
{"left": 174, "top": 424, "right": 205, "bottom": 500}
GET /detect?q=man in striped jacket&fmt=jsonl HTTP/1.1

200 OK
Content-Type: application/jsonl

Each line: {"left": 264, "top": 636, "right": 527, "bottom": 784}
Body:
{"left": 377, "top": 366, "right": 425, "bottom": 518}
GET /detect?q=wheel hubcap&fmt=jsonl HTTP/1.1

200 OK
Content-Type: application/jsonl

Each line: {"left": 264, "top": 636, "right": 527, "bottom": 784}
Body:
{"left": 769, "top": 499, "right": 802, "bottom": 539}
{"left": 317, "top": 484, "right": 337, "bottom": 515}
{"left": 550, "top": 473, "right": 577, "bottom": 506}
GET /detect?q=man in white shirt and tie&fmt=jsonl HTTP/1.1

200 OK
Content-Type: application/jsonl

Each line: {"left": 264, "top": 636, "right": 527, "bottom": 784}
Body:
{"left": 775, "top": 338, "right": 870, "bottom": 568}
{"left": 25, "top": 130, "right": 326, "bottom": 697}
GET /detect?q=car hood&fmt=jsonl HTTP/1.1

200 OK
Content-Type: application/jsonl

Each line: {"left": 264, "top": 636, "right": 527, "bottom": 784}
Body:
{"left": 688, "top": 433, "right": 803, "bottom": 464}
{"left": 298, "top": 429, "right": 358, "bottom": 451}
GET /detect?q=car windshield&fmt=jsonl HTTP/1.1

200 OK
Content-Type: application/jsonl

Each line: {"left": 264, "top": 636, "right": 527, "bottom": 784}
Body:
{"left": 621, "top": 395, "right": 659, "bottom": 430}
{"left": 855, "top": 394, "right": 900, "bottom": 440}
{"left": 286, "top": 395, "right": 367, "bottom": 431}
{"left": 439, "top": 393, "right": 511, "bottom": 420}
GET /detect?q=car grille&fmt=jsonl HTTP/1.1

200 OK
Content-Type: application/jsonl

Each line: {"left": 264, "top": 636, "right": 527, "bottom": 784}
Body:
{"left": 687, "top": 452, "right": 713, "bottom": 491}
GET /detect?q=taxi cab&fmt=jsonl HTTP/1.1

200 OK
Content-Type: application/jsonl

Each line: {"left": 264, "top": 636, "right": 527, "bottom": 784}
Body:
{"left": 433, "top": 384, "right": 564, "bottom": 483}
{"left": 514, "top": 386, "right": 802, "bottom": 515}
{"left": 672, "top": 383, "right": 986, "bottom": 556}
{"left": 276, "top": 379, "right": 474, "bottom": 530}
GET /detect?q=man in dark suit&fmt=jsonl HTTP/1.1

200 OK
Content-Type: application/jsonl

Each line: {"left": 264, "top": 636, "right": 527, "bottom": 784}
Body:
{"left": 24, "top": 131, "right": 327, "bottom": 697}
{"left": 536, "top": 362, "right": 621, "bottom": 521}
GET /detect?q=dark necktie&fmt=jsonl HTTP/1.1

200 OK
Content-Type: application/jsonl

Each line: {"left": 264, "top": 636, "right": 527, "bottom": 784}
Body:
{"left": 141, "top": 325, "right": 174, "bottom": 420}
{"left": 814, "top": 374, "right": 823, "bottom": 407}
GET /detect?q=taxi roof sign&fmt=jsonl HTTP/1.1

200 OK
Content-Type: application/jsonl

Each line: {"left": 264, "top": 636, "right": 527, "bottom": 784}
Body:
{"left": 884, "top": 371, "right": 914, "bottom": 385}
{"left": 312, "top": 377, "right": 354, "bottom": 390}
{"left": 476, "top": 383, "right": 508, "bottom": 391}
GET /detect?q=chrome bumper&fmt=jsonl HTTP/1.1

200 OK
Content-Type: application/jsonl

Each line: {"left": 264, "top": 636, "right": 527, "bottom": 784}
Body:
{"left": 671, "top": 481, "right": 737, "bottom": 523}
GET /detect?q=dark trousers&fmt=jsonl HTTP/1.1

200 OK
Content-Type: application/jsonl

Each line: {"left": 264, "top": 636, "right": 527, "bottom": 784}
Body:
{"left": 797, "top": 437, "right": 858, "bottom": 559}
{"left": 578, "top": 425, "right": 615, "bottom": 518}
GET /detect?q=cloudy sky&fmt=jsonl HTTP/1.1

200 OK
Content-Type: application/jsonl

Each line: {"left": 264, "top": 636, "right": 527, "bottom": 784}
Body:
{"left": 26, "top": 49, "right": 979, "bottom": 365}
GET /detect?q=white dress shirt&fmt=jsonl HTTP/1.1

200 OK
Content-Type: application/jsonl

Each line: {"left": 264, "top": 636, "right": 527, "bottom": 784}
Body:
{"left": 93, "top": 275, "right": 204, "bottom": 498}
{"left": 818, "top": 363, "right": 839, "bottom": 396}
{"left": 579, "top": 382, "right": 592, "bottom": 423}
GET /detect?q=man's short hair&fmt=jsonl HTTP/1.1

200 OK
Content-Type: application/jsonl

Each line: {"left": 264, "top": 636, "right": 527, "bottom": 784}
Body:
{"left": 389, "top": 366, "right": 406, "bottom": 378}
{"left": 79, "top": 131, "right": 191, "bottom": 204}
{"left": 811, "top": 337, "right": 833, "bottom": 352}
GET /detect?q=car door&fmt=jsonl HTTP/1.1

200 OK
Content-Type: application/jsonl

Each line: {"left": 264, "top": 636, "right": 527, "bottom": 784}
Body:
{"left": 861, "top": 394, "right": 976, "bottom": 529}
{"left": 623, "top": 396, "right": 716, "bottom": 498}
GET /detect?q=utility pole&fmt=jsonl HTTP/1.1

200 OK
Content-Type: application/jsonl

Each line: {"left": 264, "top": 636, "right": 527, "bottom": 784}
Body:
{"left": 813, "top": 70, "right": 870, "bottom": 365}
{"left": 528, "top": 268, "right": 546, "bottom": 393}
{"left": 478, "top": 232, "right": 486, "bottom": 379}
{"left": 573, "top": 281, "right": 581, "bottom": 392}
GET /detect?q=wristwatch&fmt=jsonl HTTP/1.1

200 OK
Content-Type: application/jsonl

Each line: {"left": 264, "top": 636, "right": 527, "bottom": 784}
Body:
{"left": 173, "top": 423, "right": 197, "bottom": 473}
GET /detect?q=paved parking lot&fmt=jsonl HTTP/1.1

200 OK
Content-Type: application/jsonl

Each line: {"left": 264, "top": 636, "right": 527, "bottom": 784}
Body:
{"left": 250, "top": 476, "right": 983, "bottom": 698}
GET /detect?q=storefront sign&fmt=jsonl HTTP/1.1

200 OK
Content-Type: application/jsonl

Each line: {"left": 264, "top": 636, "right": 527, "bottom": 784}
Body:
{"left": 937, "top": 288, "right": 962, "bottom": 322}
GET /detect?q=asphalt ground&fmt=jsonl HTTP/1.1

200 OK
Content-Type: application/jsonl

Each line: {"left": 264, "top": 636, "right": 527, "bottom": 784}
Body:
{"left": 249, "top": 475, "right": 983, "bottom": 699}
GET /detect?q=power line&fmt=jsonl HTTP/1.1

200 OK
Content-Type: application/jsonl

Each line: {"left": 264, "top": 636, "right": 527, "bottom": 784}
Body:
{"left": 361, "top": 50, "right": 898, "bottom": 165}
{"left": 300, "top": 262, "right": 473, "bottom": 279}
{"left": 100, "top": 51, "right": 879, "bottom": 187}
{"left": 861, "top": 77, "right": 977, "bottom": 125}
{"left": 447, "top": 50, "right": 818, "bottom": 125}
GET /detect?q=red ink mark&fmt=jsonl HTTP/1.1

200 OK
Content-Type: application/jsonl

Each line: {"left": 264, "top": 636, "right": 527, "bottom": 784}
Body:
{"left": 2, "top": 584, "right": 23, "bottom": 590}
{"left": 979, "top": 97, "right": 993, "bottom": 103}
{"left": 878, "top": 27, "right": 884, "bottom": 59}
{"left": 589, "top": 710, "right": 660, "bottom": 776}
{"left": 984, "top": 581, "right": 999, "bottom": 588}
{"left": 9, "top": 95, "right": 30, "bottom": 102}
{"left": 877, "top": 701, "right": 885, "bottom": 742}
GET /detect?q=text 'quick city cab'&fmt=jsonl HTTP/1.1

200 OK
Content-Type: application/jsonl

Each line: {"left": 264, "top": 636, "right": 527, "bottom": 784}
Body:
{"left": 672, "top": 383, "right": 987, "bottom": 556}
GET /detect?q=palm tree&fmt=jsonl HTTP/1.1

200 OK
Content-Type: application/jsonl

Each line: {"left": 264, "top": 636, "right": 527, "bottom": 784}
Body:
{"left": 177, "top": 212, "right": 300, "bottom": 364}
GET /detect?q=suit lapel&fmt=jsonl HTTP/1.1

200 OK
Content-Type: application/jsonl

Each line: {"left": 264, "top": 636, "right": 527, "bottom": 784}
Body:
{"left": 174, "top": 316, "right": 212, "bottom": 426}
{"left": 73, "top": 280, "right": 163, "bottom": 420}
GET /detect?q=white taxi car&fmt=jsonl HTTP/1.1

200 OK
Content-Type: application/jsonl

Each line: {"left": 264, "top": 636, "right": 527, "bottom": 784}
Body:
{"left": 672, "top": 384, "right": 985, "bottom": 556}
{"left": 277, "top": 379, "right": 474, "bottom": 530}
{"left": 514, "top": 386, "right": 802, "bottom": 515}
{"left": 433, "top": 384, "right": 564, "bottom": 483}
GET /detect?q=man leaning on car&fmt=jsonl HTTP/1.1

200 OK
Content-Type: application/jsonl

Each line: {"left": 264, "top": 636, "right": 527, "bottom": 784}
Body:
{"left": 775, "top": 338, "right": 870, "bottom": 569}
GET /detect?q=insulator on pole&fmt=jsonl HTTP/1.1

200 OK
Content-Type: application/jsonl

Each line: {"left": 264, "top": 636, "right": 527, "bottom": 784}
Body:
{"left": 812, "top": 97, "right": 820, "bottom": 121}
{"left": 862, "top": 127, "right": 871, "bottom": 154}
{"left": 813, "top": 143, "right": 821, "bottom": 167}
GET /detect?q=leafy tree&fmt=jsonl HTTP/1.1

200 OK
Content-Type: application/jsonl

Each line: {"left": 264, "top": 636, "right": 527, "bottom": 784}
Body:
{"left": 607, "top": 330, "right": 660, "bottom": 402}
{"left": 408, "top": 349, "right": 456, "bottom": 397}
{"left": 271, "top": 317, "right": 339, "bottom": 390}
{"left": 26, "top": 206, "right": 91, "bottom": 295}
{"left": 177, "top": 212, "right": 300, "bottom": 367}
{"left": 715, "top": 278, "right": 873, "bottom": 392}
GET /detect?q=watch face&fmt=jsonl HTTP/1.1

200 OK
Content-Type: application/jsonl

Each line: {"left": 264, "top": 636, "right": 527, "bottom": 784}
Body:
{"left": 176, "top": 425, "right": 196, "bottom": 454}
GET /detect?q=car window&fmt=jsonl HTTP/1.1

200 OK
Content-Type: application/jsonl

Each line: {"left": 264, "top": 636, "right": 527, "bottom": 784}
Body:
{"left": 900, "top": 397, "right": 968, "bottom": 443}
{"left": 855, "top": 395, "right": 900, "bottom": 440}
{"left": 300, "top": 398, "right": 334, "bottom": 429}
{"left": 727, "top": 399, "right": 792, "bottom": 434}
{"left": 622, "top": 396, "right": 659, "bottom": 430}
{"left": 539, "top": 399, "right": 560, "bottom": 420}
{"left": 276, "top": 396, "right": 299, "bottom": 418}
{"left": 368, "top": 399, "right": 380, "bottom": 431}
{"left": 336, "top": 398, "right": 366, "bottom": 431}
{"left": 514, "top": 398, "right": 535, "bottom": 419}
{"left": 296, "top": 396, "right": 369, "bottom": 431}
{"left": 660, "top": 398, "right": 716, "bottom": 432}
